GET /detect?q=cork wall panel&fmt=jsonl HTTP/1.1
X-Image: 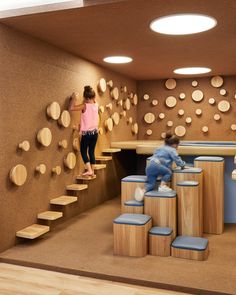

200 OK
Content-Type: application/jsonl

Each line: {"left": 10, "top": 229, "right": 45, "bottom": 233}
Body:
{"left": 0, "top": 24, "right": 137, "bottom": 252}
{"left": 137, "top": 76, "right": 236, "bottom": 140}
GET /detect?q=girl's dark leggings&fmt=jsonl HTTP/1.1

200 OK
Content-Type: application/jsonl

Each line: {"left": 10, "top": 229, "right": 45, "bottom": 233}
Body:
{"left": 80, "top": 133, "right": 98, "bottom": 164}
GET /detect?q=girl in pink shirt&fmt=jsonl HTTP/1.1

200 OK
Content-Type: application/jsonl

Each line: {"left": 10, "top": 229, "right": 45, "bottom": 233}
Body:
{"left": 69, "top": 86, "right": 98, "bottom": 176}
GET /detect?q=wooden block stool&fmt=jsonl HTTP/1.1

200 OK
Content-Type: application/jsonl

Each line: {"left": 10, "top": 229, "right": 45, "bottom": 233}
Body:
{"left": 144, "top": 190, "right": 177, "bottom": 238}
{"left": 149, "top": 226, "right": 173, "bottom": 256}
{"left": 113, "top": 213, "right": 152, "bottom": 257}
{"left": 122, "top": 199, "right": 144, "bottom": 214}
{"left": 176, "top": 181, "right": 202, "bottom": 237}
{"left": 171, "top": 236, "right": 209, "bottom": 261}
{"left": 194, "top": 156, "right": 224, "bottom": 234}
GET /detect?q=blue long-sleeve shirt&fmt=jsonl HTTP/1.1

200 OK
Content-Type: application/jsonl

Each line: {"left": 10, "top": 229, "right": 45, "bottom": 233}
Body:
{"left": 150, "top": 144, "right": 185, "bottom": 169}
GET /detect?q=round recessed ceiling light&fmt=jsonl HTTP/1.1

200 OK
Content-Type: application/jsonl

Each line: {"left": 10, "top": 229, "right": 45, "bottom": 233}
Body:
{"left": 150, "top": 14, "right": 217, "bottom": 35}
{"left": 103, "top": 56, "right": 133, "bottom": 64}
{"left": 174, "top": 67, "right": 212, "bottom": 75}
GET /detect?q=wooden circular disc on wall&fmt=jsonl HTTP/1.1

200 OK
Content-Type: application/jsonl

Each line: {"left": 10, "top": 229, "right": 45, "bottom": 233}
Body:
{"left": 47, "top": 102, "right": 61, "bottom": 120}
{"left": 120, "top": 110, "right": 126, "bottom": 117}
{"left": 73, "top": 137, "right": 80, "bottom": 151}
{"left": 161, "top": 132, "right": 166, "bottom": 139}
{"left": 99, "top": 106, "right": 105, "bottom": 113}
{"left": 121, "top": 85, "right": 127, "bottom": 93}
{"left": 166, "top": 96, "right": 177, "bottom": 108}
{"left": 18, "top": 140, "right": 30, "bottom": 151}
{"left": 132, "top": 123, "right": 139, "bottom": 134}
{"left": 192, "top": 90, "right": 204, "bottom": 102}
{"left": 178, "top": 109, "right": 185, "bottom": 116}
{"left": 37, "top": 127, "right": 52, "bottom": 147}
{"left": 165, "top": 78, "right": 176, "bottom": 90}
{"left": 231, "top": 124, "right": 236, "bottom": 131}
{"left": 175, "top": 125, "right": 186, "bottom": 137}
{"left": 208, "top": 98, "right": 215, "bottom": 105}
{"left": 143, "top": 94, "right": 150, "bottom": 100}
{"left": 64, "top": 152, "right": 76, "bottom": 169}
{"left": 167, "top": 120, "right": 173, "bottom": 127}
{"left": 106, "top": 103, "right": 113, "bottom": 111}
{"left": 107, "top": 80, "right": 114, "bottom": 88}
{"left": 214, "top": 113, "right": 221, "bottom": 121}
{"left": 128, "top": 92, "right": 134, "bottom": 99}
{"left": 10, "top": 164, "right": 27, "bottom": 186}
{"left": 98, "top": 127, "right": 103, "bottom": 135}
{"left": 110, "top": 87, "right": 119, "bottom": 100}
{"left": 202, "top": 126, "right": 209, "bottom": 133}
{"left": 146, "top": 129, "right": 152, "bottom": 135}
{"left": 151, "top": 99, "right": 158, "bottom": 106}
{"left": 220, "top": 88, "right": 227, "bottom": 96}
{"left": 185, "top": 117, "right": 192, "bottom": 124}
{"left": 117, "top": 100, "right": 123, "bottom": 107}
{"left": 195, "top": 109, "right": 202, "bottom": 116}
{"left": 218, "top": 100, "right": 230, "bottom": 112}
{"left": 132, "top": 94, "right": 138, "bottom": 105}
{"left": 35, "top": 164, "right": 46, "bottom": 174}
{"left": 179, "top": 93, "right": 186, "bottom": 100}
{"left": 52, "top": 166, "right": 61, "bottom": 175}
{"left": 58, "top": 110, "right": 71, "bottom": 128}
{"left": 58, "top": 139, "right": 68, "bottom": 149}
{"left": 105, "top": 118, "right": 113, "bottom": 131}
{"left": 124, "top": 98, "right": 131, "bottom": 110}
{"left": 211, "top": 76, "right": 224, "bottom": 88}
{"left": 98, "top": 78, "right": 107, "bottom": 93}
{"left": 144, "top": 112, "right": 155, "bottom": 124}
{"left": 111, "top": 112, "right": 120, "bottom": 125}
{"left": 192, "top": 80, "right": 198, "bottom": 87}
{"left": 159, "top": 113, "right": 165, "bottom": 119}
{"left": 127, "top": 117, "right": 133, "bottom": 124}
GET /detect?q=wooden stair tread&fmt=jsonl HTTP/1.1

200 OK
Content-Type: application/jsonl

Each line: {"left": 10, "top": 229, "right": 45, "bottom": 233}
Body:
{"left": 37, "top": 211, "right": 63, "bottom": 220}
{"left": 102, "top": 148, "right": 121, "bottom": 153}
{"left": 66, "top": 184, "right": 88, "bottom": 191}
{"left": 50, "top": 196, "right": 78, "bottom": 205}
{"left": 16, "top": 224, "right": 49, "bottom": 239}
{"left": 96, "top": 156, "right": 112, "bottom": 161}
{"left": 93, "top": 164, "right": 107, "bottom": 170}
{"left": 76, "top": 175, "right": 96, "bottom": 180}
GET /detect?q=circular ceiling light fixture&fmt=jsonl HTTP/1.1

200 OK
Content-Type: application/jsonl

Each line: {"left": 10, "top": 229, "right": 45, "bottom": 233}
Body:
{"left": 174, "top": 67, "right": 212, "bottom": 75}
{"left": 150, "top": 14, "right": 217, "bottom": 35}
{"left": 103, "top": 56, "right": 133, "bottom": 64}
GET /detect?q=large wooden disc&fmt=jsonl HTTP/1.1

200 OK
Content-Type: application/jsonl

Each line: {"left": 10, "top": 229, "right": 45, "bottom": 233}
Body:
{"left": 132, "top": 94, "right": 138, "bottom": 105}
{"left": 98, "top": 78, "right": 107, "bottom": 93}
{"left": 105, "top": 118, "right": 113, "bottom": 131}
{"left": 144, "top": 112, "right": 155, "bottom": 124}
{"left": 211, "top": 76, "right": 223, "bottom": 88}
{"left": 165, "top": 78, "right": 176, "bottom": 90}
{"left": 143, "top": 94, "right": 150, "bottom": 100}
{"left": 37, "top": 127, "right": 52, "bottom": 147}
{"left": 159, "top": 113, "right": 165, "bottom": 119}
{"left": 64, "top": 152, "right": 76, "bottom": 169}
{"left": 220, "top": 88, "right": 227, "bottom": 96}
{"left": 175, "top": 125, "right": 186, "bottom": 137}
{"left": 18, "top": 140, "right": 30, "bottom": 151}
{"left": 218, "top": 100, "right": 230, "bottom": 112}
{"left": 124, "top": 98, "right": 131, "bottom": 110}
{"left": 111, "top": 112, "right": 120, "bottom": 125}
{"left": 47, "top": 102, "right": 61, "bottom": 120}
{"left": 167, "top": 120, "right": 173, "bottom": 127}
{"left": 146, "top": 129, "right": 152, "bottom": 135}
{"left": 132, "top": 123, "right": 139, "bottom": 134}
{"left": 178, "top": 109, "right": 185, "bottom": 116}
{"left": 73, "top": 137, "right": 80, "bottom": 151}
{"left": 214, "top": 113, "right": 221, "bottom": 121}
{"left": 110, "top": 87, "right": 119, "bottom": 100}
{"left": 195, "top": 109, "right": 202, "bottom": 116}
{"left": 208, "top": 98, "right": 215, "bottom": 105}
{"left": 192, "top": 80, "right": 198, "bottom": 87}
{"left": 166, "top": 96, "right": 177, "bottom": 108}
{"left": 58, "top": 110, "right": 71, "bottom": 128}
{"left": 192, "top": 90, "right": 204, "bottom": 102}
{"left": 10, "top": 164, "right": 27, "bottom": 186}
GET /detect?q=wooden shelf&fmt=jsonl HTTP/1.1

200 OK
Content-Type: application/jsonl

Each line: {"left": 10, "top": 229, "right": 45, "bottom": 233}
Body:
{"left": 102, "top": 148, "right": 121, "bottom": 153}
{"left": 66, "top": 184, "right": 88, "bottom": 191}
{"left": 16, "top": 224, "right": 49, "bottom": 239}
{"left": 93, "top": 164, "right": 107, "bottom": 170}
{"left": 76, "top": 175, "right": 96, "bottom": 181}
{"left": 50, "top": 196, "right": 78, "bottom": 205}
{"left": 37, "top": 211, "right": 63, "bottom": 220}
{"left": 96, "top": 156, "right": 112, "bottom": 161}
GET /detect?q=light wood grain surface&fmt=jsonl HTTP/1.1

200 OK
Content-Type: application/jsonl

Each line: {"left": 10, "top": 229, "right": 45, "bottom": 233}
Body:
{"left": 211, "top": 75, "right": 224, "bottom": 88}
{"left": 165, "top": 78, "right": 176, "bottom": 90}
{"left": 47, "top": 101, "right": 61, "bottom": 120}
{"left": 10, "top": 164, "right": 27, "bottom": 186}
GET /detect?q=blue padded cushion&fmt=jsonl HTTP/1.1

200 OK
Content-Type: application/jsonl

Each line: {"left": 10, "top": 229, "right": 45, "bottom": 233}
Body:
{"left": 145, "top": 190, "right": 176, "bottom": 198}
{"left": 173, "top": 167, "right": 202, "bottom": 174}
{"left": 194, "top": 156, "right": 224, "bottom": 162}
{"left": 177, "top": 180, "right": 199, "bottom": 187}
{"left": 113, "top": 213, "right": 151, "bottom": 226}
{"left": 172, "top": 236, "right": 208, "bottom": 251}
{"left": 122, "top": 175, "right": 147, "bottom": 183}
{"left": 124, "top": 200, "right": 144, "bottom": 207}
{"left": 149, "top": 226, "right": 173, "bottom": 236}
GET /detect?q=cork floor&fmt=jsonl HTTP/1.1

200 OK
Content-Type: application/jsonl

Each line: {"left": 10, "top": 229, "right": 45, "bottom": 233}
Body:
{"left": 0, "top": 198, "right": 236, "bottom": 295}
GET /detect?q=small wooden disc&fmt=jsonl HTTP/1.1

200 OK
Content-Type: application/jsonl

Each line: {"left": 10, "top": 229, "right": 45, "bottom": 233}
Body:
{"left": 99, "top": 106, "right": 105, "bottom": 113}
{"left": 146, "top": 129, "right": 152, "bottom": 135}
{"left": 232, "top": 170, "right": 236, "bottom": 180}
{"left": 178, "top": 109, "right": 185, "bottom": 116}
{"left": 107, "top": 80, "right": 114, "bottom": 88}
{"left": 105, "top": 118, "right": 113, "bottom": 131}
{"left": 106, "top": 103, "right": 113, "bottom": 111}
{"left": 151, "top": 99, "right": 158, "bottom": 106}
{"left": 64, "top": 152, "right": 76, "bottom": 169}
{"left": 117, "top": 100, "right": 123, "bottom": 107}
{"left": 36, "top": 164, "right": 46, "bottom": 174}
{"left": 52, "top": 166, "right": 61, "bottom": 175}
{"left": 58, "top": 139, "right": 68, "bottom": 149}
{"left": 127, "top": 117, "right": 133, "bottom": 124}
{"left": 58, "top": 110, "right": 71, "bottom": 128}
{"left": 234, "top": 94, "right": 236, "bottom": 99}
{"left": 121, "top": 85, "right": 127, "bottom": 93}
{"left": 185, "top": 117, "right": 192, "bottom": 124}
{"left": 98, "top": 78, "right": 107, "bottom": 93}
{"left": 144, "top": 112, "right": 155, "bottom": 124}
{"left": 179, "top": 93, "right": 186, "bottom": 100}
{"left": 98, "top": 127, "right": 103, "bottom": 135}
{"left": 143, "top": 94, "right": 150, "bottom": 100}
{"left": 161, "top": 132, "right": 166, "bottom": 139}
{"left": 111, "top": 87, "right": 119, "bottom": 100}
{"left": 37, "top": 128, "right": 52, "bottom": 147}
{"left": 159, "top": 113, "right": 165, "bottom": 119}
{"left": 132, "top": 94, "right": 138, "bottom": 105}
{"left": 166, "top": 96, "right": 177, "bottom": 108}
{"left": 10, "top": 164, "right": 27, "bottom": 186}
{"left": 211, "top": 76, "right": 223, "bottom": 88}
{"left": 220, "top": 89, "right": 227, "bottom": 96}
{"left": 175, "top": 125, "right": 186, "bottom": 137}
{"left": 132, "top": 123, "right": 139, "bottom": 134}
{"left": 192, "top": 80, "right": 198, "bottom": 87}
{"left": 195, "top": 109, "right": 202, "bottom": 116}
{"left": 167, "top": 121, "right": 173, "bottom": 127}
{"left": 47, "top": 102, "right": 61, "bottom": 120}
{"left": 214, "top": 113, "right": 221, "bottom": 121}
{"left": 165, "top": 78, "right": 176, "bottom": 90}
{"left": 202, "top": 126, "right": 208, "bottom": 133}
{"left": 128, "top": 92, "right": 134, "bottom": 99}
{"left": 18, "top": 140, "right": 30, "bottom": 151}
{"left": 124, "top": 98, "right": 131, "bottom": 110}
{"left": 192, "top": 90, "right": 204, "bottom": 102}
{"left": 218, "top": 100, "right": 230, "bottom": 113}
{"left": 73, "top": 138, "right": 80, "bottom": 151}
{"left": 231, "top": 124, "right": 236, "bottom": 131}
{"left": 111, "top": 112, "right": 120, "bottom": 125}
{"left": 120, "top": 110, "right": 126, "bottom": 117}
{"left": 208, "top": 98, "right": 215, "bottom": 105}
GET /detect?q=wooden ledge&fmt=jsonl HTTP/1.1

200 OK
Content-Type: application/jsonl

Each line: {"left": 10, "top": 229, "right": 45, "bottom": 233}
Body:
{"left": 66, "top": 184, "right": 88, "bottom": 191}
{"left": 102, "top": 148, "right": 121, "bottom": 153}
{"left": 93, "top": 164, "right": 106, "bottom": 170}
{"left": 50, "top": 196, "right": 78, "bottom": 205}
{"left": 96, "top": 156, "right": 112, "bottom": 161}
{"left": 37, "top": 211, "right": 63, "bottom": 220}
{"left": 76, "top": 175, "right": 96, "bottom": 181}
{"left": 16, "top": 224, "right": 49, "bottom": 239}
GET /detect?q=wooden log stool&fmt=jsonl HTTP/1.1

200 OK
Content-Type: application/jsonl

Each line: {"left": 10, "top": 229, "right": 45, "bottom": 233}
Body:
{"left": 176, "top": 181, "right": 202, "bottom": 237}
{"left": 113, "top": 213, "right": 152, "bottom": 257}
{"left": 122, "top": 200, "right": 144, "bottom": 214}
{"left": 144, "top": 190, "right": 177, "bottom": 238}
{"left": 149, "top": 226, "right": 173, "bottom": 257}
{"left": 171, "top": 236, "right": 209, "bottom": 261}
{"left": 194, "top": 156, "right": 224, "bottom": 234}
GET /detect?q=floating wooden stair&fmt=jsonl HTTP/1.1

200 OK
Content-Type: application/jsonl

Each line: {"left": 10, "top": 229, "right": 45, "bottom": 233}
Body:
{"left": 66, "top": 184, "right": 88, "bottom": 191}
{"left": 76, "top": 175, "right": 96, "bottom": 181}
{"left": 37, "top": 211, "right": 63, "bottom": 220}
{"left": 96, "top": 156, "right": 112, "bottom": 161}
{"left": 102, "top": 148, "right": 121, "bottom": 153}
{"left": 50, "top": 196, "right": 78, "bottom": 205}
{"left": 93, "top": 164, "right": 107, "bottom": 170}
{"left": 16, "top": 224, "right": 49, "bottom": 239}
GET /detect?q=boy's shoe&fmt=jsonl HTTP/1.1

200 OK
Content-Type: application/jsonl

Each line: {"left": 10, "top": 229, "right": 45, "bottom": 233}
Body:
{"left": 158, "top": 185, "right": 172, "bottom": 192}
{"left": 134, "top": 187, "right": 145, "bottom": 202}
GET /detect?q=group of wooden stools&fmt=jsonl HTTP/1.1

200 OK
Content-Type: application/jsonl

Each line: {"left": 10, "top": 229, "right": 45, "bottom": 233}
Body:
{"left": 113, "top": 156, "right": 224, "bottom": 261}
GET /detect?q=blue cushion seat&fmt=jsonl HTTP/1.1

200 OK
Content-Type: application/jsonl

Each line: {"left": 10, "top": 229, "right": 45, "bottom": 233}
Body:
{"left": 113, "top": 213, "right": 151, "bottom": 226}
{"left": 172, "top": 236, "right": 208, "bottom": 251}
{"left": 194, "top": 156, "right": 224, "bottom": 162}
{"left": 124, "top": 200, "right": 144, "bottom": 206}
{"left": 122, "top": 175, "right": 147, "bottom": 183}
{"left": 145, "top": 190, "right": 176, "bottom": 198}
{"left": 149, "top": 226, "right": 173, "bottom": 236}
{"left": 173, "top": 167, "right": 202, "bottom": 174}
{"left": 177, "top": 180, "right": 199, "bottom": 187}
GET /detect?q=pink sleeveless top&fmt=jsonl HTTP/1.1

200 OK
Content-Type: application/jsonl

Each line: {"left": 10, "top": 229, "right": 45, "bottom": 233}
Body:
{"left": 80, "top": 102, "right": 98, "bottom": 132}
